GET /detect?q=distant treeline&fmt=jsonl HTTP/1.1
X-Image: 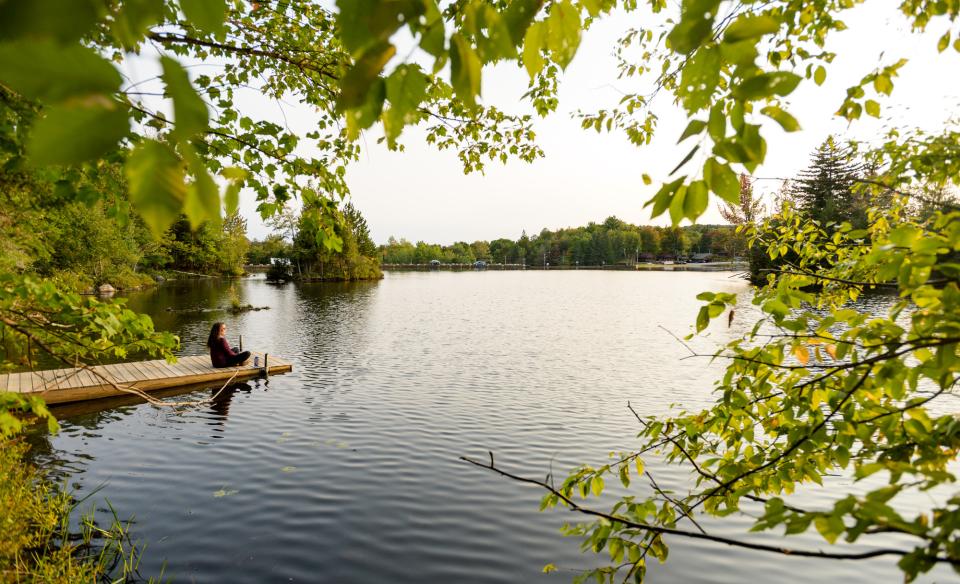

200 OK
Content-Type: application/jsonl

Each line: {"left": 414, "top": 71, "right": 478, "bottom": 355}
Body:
{"left": 380, "top": 220, "right": 745, "bottom": 266}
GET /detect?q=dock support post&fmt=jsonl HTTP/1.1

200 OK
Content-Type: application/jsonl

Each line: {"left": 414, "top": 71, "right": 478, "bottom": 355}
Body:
{"left": 263, "top": 353, "right": 269, "bottom": 378}
{"left": 239, "top": 335, "right": 243, "bottom": 351}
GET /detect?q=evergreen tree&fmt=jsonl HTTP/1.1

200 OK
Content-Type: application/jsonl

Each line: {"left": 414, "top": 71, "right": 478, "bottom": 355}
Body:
{"left": 343, "top": 203, "right": 377, "bottom": 257}
{"left": 292, "top": 202, "right": 381, "bottom": 281}
{"left": 790, "top": 138, "right": 867, "bottom": 225}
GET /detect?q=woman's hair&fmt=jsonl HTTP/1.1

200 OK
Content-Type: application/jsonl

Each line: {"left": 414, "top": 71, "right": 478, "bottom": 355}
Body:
{"left": 207, "top": 322, "right": 224, "bottom": 349}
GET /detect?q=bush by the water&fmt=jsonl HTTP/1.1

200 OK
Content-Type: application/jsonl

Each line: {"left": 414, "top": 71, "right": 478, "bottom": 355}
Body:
{"left": 266, "top": 262, "right": 292, "bottom": 282}
{"left": 0, "top": 396, "right": 149, "bottom": 583}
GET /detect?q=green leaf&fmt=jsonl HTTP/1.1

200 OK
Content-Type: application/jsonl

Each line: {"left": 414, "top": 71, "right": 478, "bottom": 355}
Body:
{"left": 937, "top": 31, "right": 950, "bottom": 53}
{"left": 667, "top": 0, "right": 720, "bottom": 54}
{"left": 384, "top": 64, "right": 429, "bottom": 146}
{"left": 873, "top": 73, "right": 893, "bottom": 95}
{"left": 338, "top": 41, "right": 397, "bottom": 110}
{"left": 723, "top": 14, "right": 779, "bottom": 43}
{"left": 678, "top": 46, "right": 721, "bottom": 112}
{"left": 546, "top": 0, "right": 581, "bottom": 69}
{"left": 28, "top": 100, "right": 129, "bottom": 166}
{"left": 740, "top": 124, "right": 766, "bottom": 166}
{"left": 669, "top": 184, "right": 688, "bottom": 225}
{"left": 761, "top": 105, "right": 801, "bottom": 132}
{"left": 221, "top": 167, "right": 246, "bottom": 216}
{"left": 345, "top": 78, "right": 386, "bottom": 139}
{"left": 522, "top": 21, "right": 547, "bottom": 78}
{"left": 813, "top": 65, "right": 827, "bottom": 86}
{"left": 336, "top": 0, "right": 419, "bottom": 57}
{"left": 590, "top": 475, "right": 604, "bottom": 496}
{"left": 712, "top": 138, "right": 750, "bottom": 164}
{"left": 450, "top": 34, "right": 482, "bottom": 107}
{"left": 0, "top": 0, "right": 100, "bottom": 43}
{"left": 504, "top": 0, "right": 542, "bottom": 45}
{"left": 0, "top": 40, "right": 121, "bottom": 101}
{"left": 678, "top": 119, "right": 707, "bottom": 142}
{"left": 684, "top": 180, "right": 708, "bottom": 220}
{"left": 864, "top": 99, "right": 880, "bottom": 118}
{"left": 183, "top": 148, "right": 220, "bottom": 228}
{"left": 703, "top": 158, "right": 740, "bottom": 204}
{"left": 814, "top": 515, "right": 843, "bottom": 544}
{"left": 112, "top": 0, "right": 164, "bottom": 49}
{"left": 416, "top": 0, "right": 445, "bottom": 57}
{"left": 472, "top": 5, "right": 518, "bottom": 61}
{"left": 670, "top": 145, "right": 700, "bottom": 176}
{"left": 708, "top": 104, "right": 725, "bottom": 141}
{"left": 719, "top": 38, "right": 758, "bottom": 67}
{"left": 126, "top": 140, "right": 186, "bottom": 238}
{"left": 645, "top": 177, "right": 684, "bottom": 218}
{"left": 732, "top": 72, "right": 802, "bottom": 101}
{"left": 180, "top": 0, "right": 227, "bottom": 36}
{"left": 161, "top": 56, "right": 209, "bottom": 139}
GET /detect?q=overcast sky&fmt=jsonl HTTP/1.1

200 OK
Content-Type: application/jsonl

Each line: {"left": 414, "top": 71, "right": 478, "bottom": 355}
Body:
{"left": 237, "top": 5, "right": 958, "bottom": 245}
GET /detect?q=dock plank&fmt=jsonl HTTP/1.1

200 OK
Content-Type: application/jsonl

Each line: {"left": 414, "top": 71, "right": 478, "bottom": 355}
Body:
{"left": 33, "top": 371, "right": 60, "bottom": 392}
{"left": 138, "top": 359, "right": 169, "bottom": 380}
{"left": 78, "top": 368, "right": 98, "bottom": 387}
{"left": 92, "top": 365, "right": 123, "bottom": 388}
{"left": 114, "top": 362, "right": 147, "bottom": 383}
{"left": 13, "top": 353, "right": 291, "bottom": 405}
{"left": 55, "top": 368, "right": 86, "bottom": 389}
{"left": 175, "top": 358, "right": 207, "bottom": 376}
{"left": 20, "top": 372, "right": 34, "bottom": 393}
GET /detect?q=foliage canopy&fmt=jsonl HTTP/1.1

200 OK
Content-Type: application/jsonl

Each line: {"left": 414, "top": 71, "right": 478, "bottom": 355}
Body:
{"left": 1, "top": 0, "right": 959, "bottom": 582}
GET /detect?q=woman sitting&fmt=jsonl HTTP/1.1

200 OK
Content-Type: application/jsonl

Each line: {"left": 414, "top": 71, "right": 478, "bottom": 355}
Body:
{"left": 207, "top": 322, "right": 251, "bottom": 368}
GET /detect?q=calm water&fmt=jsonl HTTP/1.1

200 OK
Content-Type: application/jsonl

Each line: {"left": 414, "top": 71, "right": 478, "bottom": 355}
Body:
{"left": 25, "top": 272, "right": 953, "bottom": 582}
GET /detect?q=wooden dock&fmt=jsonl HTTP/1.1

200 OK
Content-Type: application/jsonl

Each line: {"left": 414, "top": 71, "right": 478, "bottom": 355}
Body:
{"left": 0, "top": 352, "right": 292, "bottom": 405}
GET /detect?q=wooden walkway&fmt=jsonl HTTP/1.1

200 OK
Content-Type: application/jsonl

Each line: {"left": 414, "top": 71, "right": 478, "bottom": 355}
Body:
{"left": 0, "top": 352, "right": 292, "bottom": 405}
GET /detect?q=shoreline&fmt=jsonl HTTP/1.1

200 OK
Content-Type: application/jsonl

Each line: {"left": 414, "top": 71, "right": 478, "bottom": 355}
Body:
{"left": 381, "top": 262, "right": 748, "bottom": 272}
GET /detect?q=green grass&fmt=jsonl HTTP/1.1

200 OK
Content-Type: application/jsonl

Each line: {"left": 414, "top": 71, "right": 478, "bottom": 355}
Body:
{"left": 0, "top": 432, "right": 159, "bottom": 583}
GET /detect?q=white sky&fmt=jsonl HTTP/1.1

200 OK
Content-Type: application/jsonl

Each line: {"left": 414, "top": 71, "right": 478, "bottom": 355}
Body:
{"left": 231, "top": 5, "right": 959, "bottom": 245}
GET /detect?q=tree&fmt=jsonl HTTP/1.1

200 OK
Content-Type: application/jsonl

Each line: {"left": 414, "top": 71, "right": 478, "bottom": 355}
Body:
{"left": 719, "top": 174, "right": 764, "bottom": 226}
{"left": 382, "top": 237, "right": 417, "bottom": 264}
{"left": 659, "top": 227, "right": 687, "bottom": 258}
{"left": 292, "top": 201, "right": 381, "bottom": 281}
{"left": 247, "top": 234, "right": 290, "bottom": 265}
{"left": 343, "top": 202, "right": 377, "bottom": 258}
{"left": 789, "top": 139, "right": 869, "bottom": 226}
{"left": 471, "top": 240, "right": 492, "bottom": 263}
{"left": 2, "top": 1, "right": 959, "bottom": 582}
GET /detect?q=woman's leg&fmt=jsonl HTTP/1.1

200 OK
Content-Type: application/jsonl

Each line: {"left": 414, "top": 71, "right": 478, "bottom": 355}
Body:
{"left": 226, "top": 351, "right": 251, "bottom": 366}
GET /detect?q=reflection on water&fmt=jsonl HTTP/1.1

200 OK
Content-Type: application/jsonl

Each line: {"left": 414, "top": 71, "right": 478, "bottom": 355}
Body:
{"left": 24, "top": 272, "right": 950, "bottom": 583}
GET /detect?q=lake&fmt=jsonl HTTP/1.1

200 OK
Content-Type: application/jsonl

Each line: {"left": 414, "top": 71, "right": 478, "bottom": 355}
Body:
{"left": 25, "top": 271, "right": 950, "bottom": 582}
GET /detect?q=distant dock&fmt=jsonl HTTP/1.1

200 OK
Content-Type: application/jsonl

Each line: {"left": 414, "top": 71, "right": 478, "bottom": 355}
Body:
{"left": 1, "top": 352, "right": 292, "bottom": 405}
